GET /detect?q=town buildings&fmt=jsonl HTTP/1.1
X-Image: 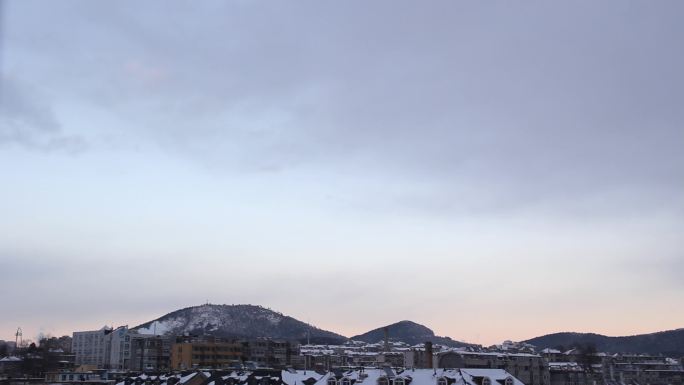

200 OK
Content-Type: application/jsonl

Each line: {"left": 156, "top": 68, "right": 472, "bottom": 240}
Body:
{"left": 0, "top": 326, "right": 664, "bottom": 385}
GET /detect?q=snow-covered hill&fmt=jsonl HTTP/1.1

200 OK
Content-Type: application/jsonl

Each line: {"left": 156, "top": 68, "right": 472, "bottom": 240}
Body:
{"left": 132, "top": 304, "right": 346, "bottom": 344}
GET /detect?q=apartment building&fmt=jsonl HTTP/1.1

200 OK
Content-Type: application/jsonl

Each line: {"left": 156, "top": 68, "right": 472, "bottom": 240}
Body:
{"left": 72, "top": 326, "right": 115, "bottom": 368}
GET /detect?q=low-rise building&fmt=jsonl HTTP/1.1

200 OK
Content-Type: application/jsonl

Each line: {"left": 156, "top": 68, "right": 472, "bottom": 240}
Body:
{"left": 435, "top": 350, "right": 549, "bottom": 385}
{"left": 548, "top": 362, "right": 593, "bottom": 385}
{"left": 44, "top": 370, "right": 113, "bottom": 385}
{"left": 246, "top": 339, "right": 294, "bottom": 368}
{"left": 170, "top": 337, "right": 244, "bottom": 370}
{"left": 129, "top": 335, "right": 172, "bottom": 372}
{"left": 0, "top": 356, "right": 22, "bottom": 376}
{"left": 603, "top": 354, "right": 684, "bottom": 385}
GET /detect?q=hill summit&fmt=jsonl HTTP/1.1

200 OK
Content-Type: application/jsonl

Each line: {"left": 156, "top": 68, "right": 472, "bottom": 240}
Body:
{"left": 133, "top": 304, "right": 346, "bottom": 344}
{"left": 351, "top": 320, "right": 473, "bottom": 347}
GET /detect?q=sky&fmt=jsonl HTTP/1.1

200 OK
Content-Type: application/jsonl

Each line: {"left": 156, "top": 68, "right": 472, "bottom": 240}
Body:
{"left": 1, "top": 1, "right": 683, "bottom": 346}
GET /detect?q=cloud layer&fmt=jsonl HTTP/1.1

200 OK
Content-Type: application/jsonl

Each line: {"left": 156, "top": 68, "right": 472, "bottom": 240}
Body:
{"left": 1, "top": 0, "right": 683, "bottom": 344}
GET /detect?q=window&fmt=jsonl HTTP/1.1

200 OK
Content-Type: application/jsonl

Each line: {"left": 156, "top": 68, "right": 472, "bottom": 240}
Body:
{"left": 378, "top": 377, "right": 389, "bottom": 385}
{"left": 482, "top": 378, "right": 491, "bottom": 385}
{"left": 328, "top": 378, "right": 338, "bottom": 385}
{"left": 395, "top": 379, "right": 405, "bottom": 385}
{"left": 438, "top": 378, "right": 448, "bottom": 385}
{"left": 341, "top": 378, "right": 351, "bottom": 385}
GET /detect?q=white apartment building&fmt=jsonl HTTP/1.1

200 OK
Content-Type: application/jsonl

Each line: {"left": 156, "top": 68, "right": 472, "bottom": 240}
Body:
{"left": 72, "top": 326, "right": 131, "bottom": 369}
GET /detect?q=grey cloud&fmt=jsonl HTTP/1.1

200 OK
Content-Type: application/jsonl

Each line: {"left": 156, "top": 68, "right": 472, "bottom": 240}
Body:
{"left": 0, "top": 76, "right": 86, "bottom": 153}
{"left": 4, "top": 0, "right": 684, "bottom": 213}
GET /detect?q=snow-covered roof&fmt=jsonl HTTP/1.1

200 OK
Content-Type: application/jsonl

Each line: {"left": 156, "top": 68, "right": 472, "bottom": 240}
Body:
{"left": 180, "top": 373, "right": 199, "bottom": 384}
{"left": 281, "top": 370, "right": 324, "bottom": 385}
{"left": 117, "top": 371, "right": 226, "bottom": 385}
{"left": 313, "top": 368, "right": 523, "bottom": 385}
{"left": 548, "top": 362, "right": 583, "bottom": 372}
{"left": 439, "top": 350, "right": 540, "bottom": 358}
{"left": 0, "top": 356, "right": 22, "bottom": 362}
{"left": 300, "top": 348, "right": 336, "bottom": 356}
{"left": 460, "top": 368, "right": 525, "bottom": 385}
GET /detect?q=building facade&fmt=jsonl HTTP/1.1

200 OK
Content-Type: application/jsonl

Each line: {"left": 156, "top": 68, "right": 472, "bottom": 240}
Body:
{"left": 72, "top": 327, "right": 115, "bottom": 368}
{"left": 128, "top": 334, "right": 172, "bottom": 372}
{"left": 170, "top": 337, "right": 244, "bottom": 370}
{"left": 435, "top": 351, "right": 550, "bottom": 385}
{"left": 247, "top": 339, "right": 294, "bottom": 368}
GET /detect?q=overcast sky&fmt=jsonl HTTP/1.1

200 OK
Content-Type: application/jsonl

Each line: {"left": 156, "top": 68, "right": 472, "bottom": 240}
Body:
{"left": 1, "top": 0, "right": 683, "bottom": 346}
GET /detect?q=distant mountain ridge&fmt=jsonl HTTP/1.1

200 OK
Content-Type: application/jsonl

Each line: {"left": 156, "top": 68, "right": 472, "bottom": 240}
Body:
{"left": 523, "top": 329, "right": 684, "bottom": 356}
{"left": 132, "top": 304, "right": 682, "bottom": 356}
{"left": 132, "top": 304, "right": 346, "bottom": 344}
{"left": 351, "top": 320, "right": 474, "bottom": 348}
{"left": 132, "top": 306, "right": 472, "bottom": 348}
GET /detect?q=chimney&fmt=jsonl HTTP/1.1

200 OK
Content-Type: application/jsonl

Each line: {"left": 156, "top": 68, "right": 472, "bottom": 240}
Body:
{"left": 425, "top": 341, "right": 433, "bottom": 369}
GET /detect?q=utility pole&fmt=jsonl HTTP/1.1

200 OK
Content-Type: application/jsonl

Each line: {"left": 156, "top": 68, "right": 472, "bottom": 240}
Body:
{"left": 15, "top": 327, "right": 23, "bottom": 349}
